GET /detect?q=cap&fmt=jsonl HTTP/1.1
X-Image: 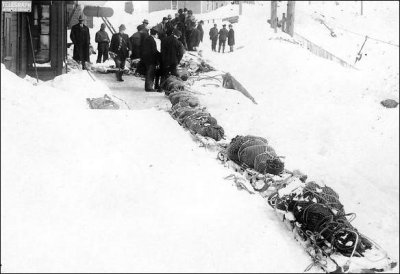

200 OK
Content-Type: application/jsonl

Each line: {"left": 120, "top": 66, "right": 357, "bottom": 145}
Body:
{"left": 78, "top": 15, "right": 84, "bottom": 21}
{"left": 150, "top": 27, "right": 158, "bottom": 35}
{"left": 167, "top": 14, "right": 172, "bottom": 19}
{"left": 143, "top": 19, "right": 149, "bottom": 24}
{"left": 119, "top": 24, "right": 126, "bottom": 30}
{"left": 173, "top": 29, "right": 182, "bottom": 37}
{"left": 163, "top": 17, "right": 168, "bottom": 21}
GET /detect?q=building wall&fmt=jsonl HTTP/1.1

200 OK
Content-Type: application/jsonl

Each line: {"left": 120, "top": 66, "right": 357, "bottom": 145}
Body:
{"left": 148, "top": 1, "right": 228, "bottom": 14}
{"left": 148, "top": 1, "right": 171, "bottom": 13}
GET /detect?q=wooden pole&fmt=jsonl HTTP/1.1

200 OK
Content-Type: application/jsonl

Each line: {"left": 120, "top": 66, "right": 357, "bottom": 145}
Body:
{"left": 270, "top": 1, "right": 277, "bottom": 30}
{"left": 281, "top": 13, "right": 286, "bottom": 32}
{"left": 286, "top": 1, "right": 295, "bottom": 37}
{"left": 26, "top": 16, "right": 39, "bottom": 84}
{"left": 361, "top": 1, "right": 363, "bottom": 15}
{"left": 239, "top": 1, "right": 242, "bottom": 15}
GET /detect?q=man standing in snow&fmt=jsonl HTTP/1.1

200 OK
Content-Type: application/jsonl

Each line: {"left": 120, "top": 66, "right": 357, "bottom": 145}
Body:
{"left": 95, "top": 23, "right": 110, "bottom": 63}
{"left": 156, "top": 17, "right": 169, "bottom": 40}
{"left": 110, "top": 24, "right": 132, "bottom": 82}
{"left": 228, "top": 24, "right": 235, "bottom": 52}
{"left": 70, "top": 15, "right": 90, "bottom": 69}
{"left": 130, "top": 25, "right": 143, "bottom": 60}
{"left": 197, "top": 20, "right": 204, "bottom": 44}
{"left": 209, "top": 24, "right": 218, "bottom": 52}
{"left": 185, "top": 10, "right": 196, "bottom": 51}
{"left": 141, "top": 27, "right": 161, "bottom": 92}
{"left": 166, "top": 14, "right": 174, "bottom": 36}
{"left": 218, "top": 24, "right": 229, "bottom": 53}
{"left": 160, "top": 29, "right": 185, "bottom": 85}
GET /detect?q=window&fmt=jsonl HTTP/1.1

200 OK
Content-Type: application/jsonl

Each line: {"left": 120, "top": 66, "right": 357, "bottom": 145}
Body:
{"left": 31, "top": 3, "right": 50, "bottom": 64}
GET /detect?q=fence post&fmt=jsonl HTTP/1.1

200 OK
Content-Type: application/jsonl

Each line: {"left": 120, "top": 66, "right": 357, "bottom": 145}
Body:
{"left": 286, "top": 1, "right": 295, "bottom": 37}
{"left": 271, "top": 1, "right": 277, "bottom": 31}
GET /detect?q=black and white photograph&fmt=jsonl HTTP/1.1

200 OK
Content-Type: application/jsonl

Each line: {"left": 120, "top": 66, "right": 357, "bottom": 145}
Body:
{"left": 1, "top": 0, "right": 399, "bottom": 272}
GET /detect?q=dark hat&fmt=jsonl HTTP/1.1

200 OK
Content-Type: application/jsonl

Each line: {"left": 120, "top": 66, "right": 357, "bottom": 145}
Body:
{"left": 137, "top": 24, "right": 144, "bottom": 31}
{"left": 183, "top": 8, "right": 188, "bottom": 12}
{"left": 173, "top": 29, "right": 182, "bottom": 37}
{"left": 78, "top": 15, "right": 84, "bottom": 21}
{"left": 199, "top": 20, "right": 204, "bottom": 24}
{"left": 178, "top": 8, "right": 183, "bottom": 13}
{"left": 214, "top": 23, "right": 217, "bottom": 26}
{"left": 222, "top": 24, "right": 226, "bottom": 27}
{"left": 188, "top": 10, "right": 193, "bottom": 14}
{"left": 119, "top": 24, "right": 126, "bottom": 30}
{"left": 143, "top": 19, "right": 149, "bottom": 24}
{"left": 167, "top": 14, "right": 172, "bottom": 19}
{"left": 150, "top": 27, "right": 158, "bottom": 35}
{"left": 162, "top": 17, "right": 168, "bottom": 21}
{"left": 229, "top": 24, "right": 233, "bottom": 27}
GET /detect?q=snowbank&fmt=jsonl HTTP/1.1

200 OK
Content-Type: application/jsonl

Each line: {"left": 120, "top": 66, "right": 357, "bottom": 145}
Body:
{"left": 196, "top": 4, "right": 399, "bottom": 267}
{"left": 1, "top": 64, "right": 313, "bottom": 272}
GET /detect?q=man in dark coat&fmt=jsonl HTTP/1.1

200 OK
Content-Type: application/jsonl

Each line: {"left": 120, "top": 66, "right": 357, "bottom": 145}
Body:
{"left": 165, "top": 14, "right": 174, "bottom": 36}
{"left": 70, "top": 15, "right": 90, "bottom": 69}
{"left": 156, "top": 17, "right": 168, "bottom": 40}
{"left": 110, "top": 24, "right": 132, "bottom": 81}
{"left": 177, "top": 9, "right": 187, "bottom": 49}
{"left": 228, "top": 24, "right": 235, "bottom": 52}
{"left": 95, "top": 23, "right": 110, "bottom": 63}
{"left": 218, "top": 24, "right": 229, "bottom": 53}
{"left": 141, "top": 27, "right": 161, "bottom": 92}
{"left": 160, "top": 29, "right": 185, "bottom": 85}
{"left": 130, "top": 25, "right": 143, "bottom": 60}
{"left": 209, "top": 24, "right": 218, "bottom": 52}
{"left": 185, "top": 10, "right": 196, "bottom": 51}
{"left": 190, "top": 27, "right": 200, "bottom": 50}
{"left": 135, "top": 25, "right": 150, "bottom": 75}
{"left": 197, "top": 20, "right": 204, "bottom": 43}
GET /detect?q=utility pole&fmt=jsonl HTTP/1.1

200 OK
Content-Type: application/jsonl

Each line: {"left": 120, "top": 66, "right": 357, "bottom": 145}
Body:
{"left": 239, "top": 1, "right": 243, "bottom": 15}
{"left": 286, "top": 1, "right": 295, "bottom": 37}
{"left": 361, "top": 1, "right": 363, "bottom": 15}
{"left": 270, "top": 1, "right": 277, "bottom": 31}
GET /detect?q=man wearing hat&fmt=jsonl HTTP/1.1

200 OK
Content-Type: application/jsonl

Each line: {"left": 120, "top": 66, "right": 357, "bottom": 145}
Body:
{"left": 141, "top": 27, "right": 161, "bottom": 92}
{"left": 218, "top": 24, "right": 229, "bottom": 53}
{"left": 139, "top": 19, "right": 149, "bottom": 31}
{"left": 156, "top": 17, "right": 168, "bottom": 40}
{"left": 184, "top": 10, "right": 196, "bottom": 51}
{"left": 70, "top": 15, "right": 91, "bottom": 69}
{"left": 160, "top": 29, "right": 185, "bottom": 85}
{"left": 165, "top": 14, "right": 174, "bottom": 36}
{"left": 110, "top": 24, "right": 132, "bottom": 81}
{"left": 209, "top": 23, "right": 218, "bottom": 52}
{"left": 228, "top": 24, "right": 235, "bottom": 52}
{"left": 95, "top": 23, "right": 110, "bottom": 63}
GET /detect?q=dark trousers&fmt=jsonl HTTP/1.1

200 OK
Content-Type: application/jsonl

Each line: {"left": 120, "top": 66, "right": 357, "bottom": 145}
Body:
{"left": 96, "top": 42, "right": 109, "bottom": 63}
{"left": 186, "top": 30, "right": 193, "bottom": 50}
{"left": 144, "top": 63, "right": 156, "bottom": 91}
{"left": 114, "top": 54, "right": 126, "bottom": 80}
{"left": 229, "top": 45, "right": 234, "bottom": 52}
{"left": 211, "top": 38, "right": 218, "bottom": 51}
{"left": 218, "top": 40, "right": 226, "bottom": 53}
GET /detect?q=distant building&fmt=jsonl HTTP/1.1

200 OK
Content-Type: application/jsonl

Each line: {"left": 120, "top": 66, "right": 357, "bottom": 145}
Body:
{"left": 149, "top": 1, "right": 229, "bottom": 14}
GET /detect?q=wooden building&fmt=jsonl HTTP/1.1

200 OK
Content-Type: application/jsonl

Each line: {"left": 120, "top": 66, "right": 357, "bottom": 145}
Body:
{"left": 1, "top": 1, "right": 72, "bottom": 80}
{"left": 149, "top": 1, "right": 229, "bottom": 14}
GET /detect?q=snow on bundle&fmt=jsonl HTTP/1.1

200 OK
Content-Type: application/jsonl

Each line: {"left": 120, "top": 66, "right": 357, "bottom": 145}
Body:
{"left": 267, "top": 178, "right": 397, "bottom": 273}
{"left": 86, "top": 94, "right": 119, "bottom": 109}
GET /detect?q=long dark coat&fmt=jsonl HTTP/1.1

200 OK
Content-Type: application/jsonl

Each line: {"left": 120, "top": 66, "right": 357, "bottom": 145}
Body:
{"left": 70, "top": 23, "right": 90, "bottom": 62}
{"left": 209, "top": 27, "right": 218, "bottom": 41}
{"left": 110, "top": 33, "right": 132, "bottom": 59}
{"left": 141, "top": 36, "right": 159, "bottom": 66}
{"left": 218, "top": 28, "right": 229, "bottom": 41}
{"left": 197, "top": 24, "right": 204, "bottom": 42}
{"left": 161, "top": 35, "right": 185, "bottom": 67}
{"left": 228, "top": 29, "right": 235, "bottom": 46}
{"left": 130, "top": 31, "right": 142, "bottom": 59}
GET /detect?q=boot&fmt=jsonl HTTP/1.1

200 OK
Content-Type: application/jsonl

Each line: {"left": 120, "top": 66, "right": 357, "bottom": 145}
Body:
{"left": 117, "top": 71, "right": 124, "bottom": 82}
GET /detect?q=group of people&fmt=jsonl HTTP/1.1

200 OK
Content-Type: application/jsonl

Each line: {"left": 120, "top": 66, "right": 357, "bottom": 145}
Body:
{"left": 209, "top": 23, "right": 235, "bottom": 53}
{"left": 70, "top": 10, "right": 235, "bottom": 92}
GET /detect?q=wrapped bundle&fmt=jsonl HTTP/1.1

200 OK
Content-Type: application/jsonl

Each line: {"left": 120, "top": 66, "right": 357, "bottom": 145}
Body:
{"left": 205, "top": 125, "right": 224, "bottom": 141}
{"left": 226, "top": 135, "right": 269, "bottom": 163}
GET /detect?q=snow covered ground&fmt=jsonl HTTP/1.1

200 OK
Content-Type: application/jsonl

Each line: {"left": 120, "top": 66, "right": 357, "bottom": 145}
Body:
{"left": 2, "top": 1, "right": 398, "bottom": 272}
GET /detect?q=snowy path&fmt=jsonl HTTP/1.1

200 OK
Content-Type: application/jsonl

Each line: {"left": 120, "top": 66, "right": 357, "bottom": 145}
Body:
{"left": 2, "top": 67, "right": 314, "bottom": 272}
{"left": 93, "top": 72, "right": 170, "bottom": 110}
